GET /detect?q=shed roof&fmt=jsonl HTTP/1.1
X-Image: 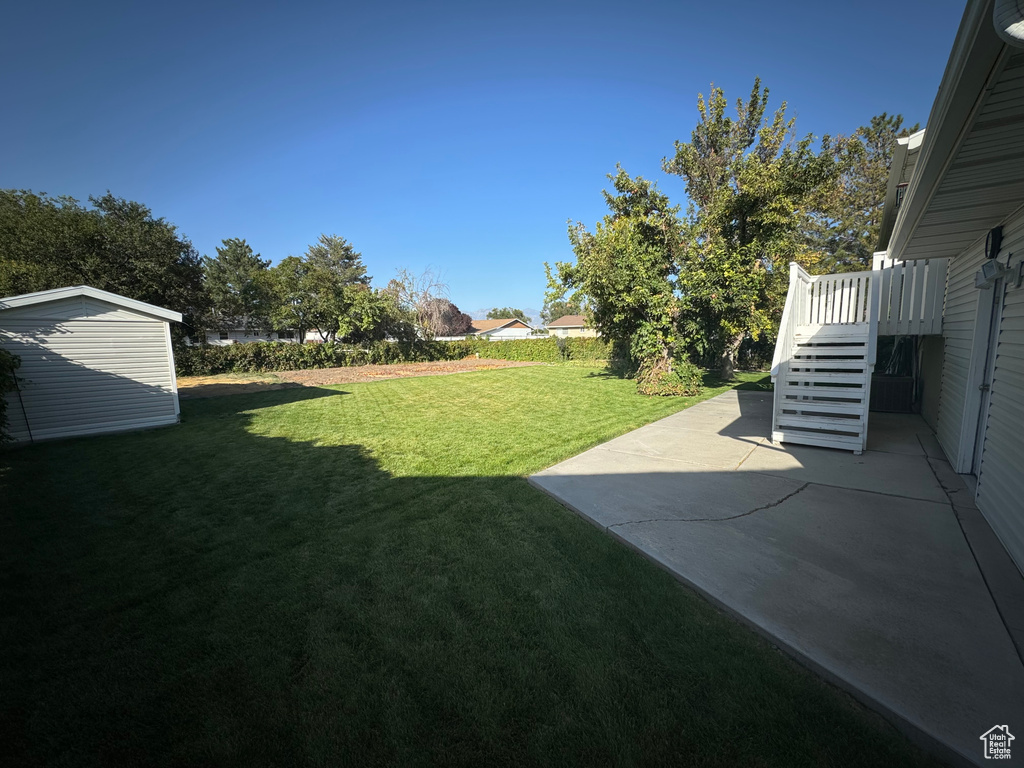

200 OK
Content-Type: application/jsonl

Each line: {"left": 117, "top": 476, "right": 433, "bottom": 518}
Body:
{"left": 0, "top": 285, "right": 182, "bottom": 323}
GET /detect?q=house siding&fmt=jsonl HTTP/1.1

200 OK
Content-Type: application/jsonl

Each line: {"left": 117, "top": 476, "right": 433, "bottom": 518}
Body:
{"left": 1, "top": 296, "right": 178, "bottom": 443}
{"left": 976, "top": 211, "right": 1024, "bottom": 573}
{"left": 934, "top": 234, "right": 988, "bottom": 461}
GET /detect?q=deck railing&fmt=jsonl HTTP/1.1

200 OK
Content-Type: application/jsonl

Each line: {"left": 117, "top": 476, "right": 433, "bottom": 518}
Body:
{"left": 871, "top": 253, "right": 947, "bottom": 336}
{"left": 772, "top": 256, "right": 946, "bottom": 381}
{"left": 803, "top": 272, "right": 874, "bottom": 326}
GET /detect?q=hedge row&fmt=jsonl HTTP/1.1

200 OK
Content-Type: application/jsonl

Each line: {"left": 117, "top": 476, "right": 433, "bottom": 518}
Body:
{"left": 0, "top": 348, "right": 20, "bottom": 442}
{"left": 174, "top": 336, "right": 611, "bottom": 376}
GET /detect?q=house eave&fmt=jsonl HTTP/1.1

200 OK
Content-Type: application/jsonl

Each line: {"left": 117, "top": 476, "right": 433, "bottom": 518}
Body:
{"left": 890, "top": 0, "right": 1024, "bottom": 261}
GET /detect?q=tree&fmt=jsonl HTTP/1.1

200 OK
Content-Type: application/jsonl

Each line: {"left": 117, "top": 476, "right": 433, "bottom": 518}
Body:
{"left": 548, "top": 167, "right": 690, "bottom": 394}
{"left": 421, "top": 298, "right": 473, "bottom": 336}
{"left": 663, "top": 79, "right": 843, "bottom": 378}
{"left": 810, "top": 113, "right": 919, "bottom": 271}
{"left": 203, "top": 238, "right": 273, "bottom": 331}
{"left": 337, "top": 284, "right": 417, "bottom": 344}
{"left": 383, "top": 268, "right": 470, "bottom": 337}
{"left": 270, "top": 255, "right": 313, "bottom": 342}
{"left": 486, "top": 307, "right": 530, "bottom": 324}
{"left": 540, "top": 297, "right": 582, "bottom": 325}
{"left": 0, "top": 190, "right": 207, "bottom": 342}
{"left": 301, "top": 234, "right": 369, "bottom": 342}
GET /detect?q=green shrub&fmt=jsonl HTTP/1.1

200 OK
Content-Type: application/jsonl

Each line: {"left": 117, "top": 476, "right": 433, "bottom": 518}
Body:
{"left": 635, "top": 354, "right": 702, "bottom": 397}
{"left": 0, "top": 348, "right": 21, "bottom": 443}
{"left": 173, "top": 336, "right": 612, "bottom": 377}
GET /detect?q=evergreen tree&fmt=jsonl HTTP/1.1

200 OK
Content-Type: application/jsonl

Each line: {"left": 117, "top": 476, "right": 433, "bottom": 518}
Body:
{"left": 812, "top": 113, "right": 919, "bottom": 271}
{"left": 203, "top": 238, "right": 273, "bottom": 331}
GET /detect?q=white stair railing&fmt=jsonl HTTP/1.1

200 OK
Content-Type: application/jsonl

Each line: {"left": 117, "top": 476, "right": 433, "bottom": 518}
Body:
{"left": 871, "top": 254, "right": 948, "bottom": 336}
{"left": 803, "top": 272, "right": 874, "bottom": 326}
{"left": 771, "top": 263, "right": 880, "bottom": 454}
{"left": 771, "top": 262, "right": 811, "bottom": 381}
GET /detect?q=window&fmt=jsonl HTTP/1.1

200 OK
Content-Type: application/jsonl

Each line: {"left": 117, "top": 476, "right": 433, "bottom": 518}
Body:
{"left": 282, "top": 330, "right": 295, "bottom": 339}
{"left": 218, "top": 331, "right": 229, "bottom": 341}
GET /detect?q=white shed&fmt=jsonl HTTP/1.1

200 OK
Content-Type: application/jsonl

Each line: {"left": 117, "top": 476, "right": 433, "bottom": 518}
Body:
{"left": 0, "top": 286, "right": 182, "bottom": 443}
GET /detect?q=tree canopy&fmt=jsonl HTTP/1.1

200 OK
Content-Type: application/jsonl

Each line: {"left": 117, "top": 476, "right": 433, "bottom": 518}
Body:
{"left": 486, "top": 307, "right": 530, "bottom": 324}
{"left": 810, "top": 113, "right": 919, "bottom": 271}
{"left": 0, "top": 190, "right": 207, "bottom": 340}
{"left": 548, "top": 167, "right": 692, "bottom": 393}
{"left": 292, "top": 234, "right": 370, "bottom": 342}
{"left": 663, "top": 79, "right": 844, "bottom": 377}
{"left": 540, "top": 297, "right": 582, "bottom": 324}
{"left": 547, "top": 79, "right": 902, "bottom": 386}
{"left": 203, "top": 238, "right": 274, "bottom": 331}
{"left": 384, "top": 269, "right": 472, "bottom": 337}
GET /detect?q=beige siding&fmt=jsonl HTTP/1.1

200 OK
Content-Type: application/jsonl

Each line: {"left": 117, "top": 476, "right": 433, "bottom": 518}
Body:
{"left": 1, "top": 299, "right": 178, "bottom": 443}
{"left": 976, "top": 214, "right": 1024, "bottom": 573}
{"left": 935, "top": 237, "right": 987, "bottom": 461}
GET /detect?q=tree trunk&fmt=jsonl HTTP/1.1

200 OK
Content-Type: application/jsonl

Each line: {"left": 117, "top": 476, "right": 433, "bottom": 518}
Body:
{"left": 718, "top": 333, "right": 745, "bottom": 380}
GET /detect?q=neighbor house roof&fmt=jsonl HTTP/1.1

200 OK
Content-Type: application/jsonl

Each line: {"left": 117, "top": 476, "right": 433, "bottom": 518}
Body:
{"left": 546, "top": 314, "right": 588, "bottom": 328}
{"left": 469, "top": 318, "right": 532, "bottom": 333}
{"left": 0, "top": 285, "right": 182, "bottom": 323}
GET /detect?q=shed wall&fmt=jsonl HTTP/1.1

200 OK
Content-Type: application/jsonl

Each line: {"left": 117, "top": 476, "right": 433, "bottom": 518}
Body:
{"left": 1, "top": 296, "right": 178, "bottom": 442}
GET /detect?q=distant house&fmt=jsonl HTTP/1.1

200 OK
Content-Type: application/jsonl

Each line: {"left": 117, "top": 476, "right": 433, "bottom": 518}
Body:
{"left": 469, "top": 318, "right": 534, "bottom": 340}
{"left": 545, "top": 315, "right": 598, "bottom": 338}
{"left": 204, "top": 328, "right": 300, "bottom": 345}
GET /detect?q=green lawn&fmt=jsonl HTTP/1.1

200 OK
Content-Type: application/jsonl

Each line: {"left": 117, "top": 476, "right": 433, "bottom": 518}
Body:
{"left": 0, "top": 366, "right": 938, "bottom": 767}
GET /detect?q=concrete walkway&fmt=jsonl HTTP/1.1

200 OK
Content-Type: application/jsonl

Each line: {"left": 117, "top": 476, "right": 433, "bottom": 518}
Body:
{"left": 530, "top": 388, "right": 1024, "bottom": 767}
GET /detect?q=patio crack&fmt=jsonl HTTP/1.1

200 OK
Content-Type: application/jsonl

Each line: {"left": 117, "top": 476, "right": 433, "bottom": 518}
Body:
{"left": 607, "top": 482, "right": 811, "bottom": 529}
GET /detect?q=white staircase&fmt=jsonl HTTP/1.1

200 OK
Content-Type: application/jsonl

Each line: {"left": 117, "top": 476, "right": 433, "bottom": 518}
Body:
{"left": 770, "top": 258, "right": 948, "bottom": 454}
{"left": 771, "top": 264, "right": 878, "bottom": 454}
{"left": 773, "top": 325, "right": 873, "bottom": 453}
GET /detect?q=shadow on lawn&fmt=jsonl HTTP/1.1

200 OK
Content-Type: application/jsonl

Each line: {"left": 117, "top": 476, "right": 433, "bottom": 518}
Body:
{"left": 0, "top": 385, "right": 938, "bottom": 768}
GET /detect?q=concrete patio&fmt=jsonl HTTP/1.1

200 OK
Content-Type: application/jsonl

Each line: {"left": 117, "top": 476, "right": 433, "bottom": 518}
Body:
{"left": 530, "top": 388, "right": 1024, "bottom": 767}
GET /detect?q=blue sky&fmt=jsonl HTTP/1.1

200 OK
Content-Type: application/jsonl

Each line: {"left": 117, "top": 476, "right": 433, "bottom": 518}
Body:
{"left": 3, "top": 0, "right": 966, "bottom": 317}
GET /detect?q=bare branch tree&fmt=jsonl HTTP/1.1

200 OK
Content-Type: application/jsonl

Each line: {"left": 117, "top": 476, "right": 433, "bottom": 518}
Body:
{"left": 384, "top": 268, "right": 472, "bottom": 337}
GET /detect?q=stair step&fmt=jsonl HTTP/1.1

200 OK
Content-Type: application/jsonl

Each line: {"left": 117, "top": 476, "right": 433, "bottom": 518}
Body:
{"left": 774, "top": 412, "right": 865, "bottom": 432}
{"left": 791, "top": 345, "right": 868, "bottom": 357}
{"left": 777, "top": 400, "right": 867, "bottom": 416}
{"left": 779, "top": 385, "right": 867, "bottom": 401}
{"left": 788, "top": 360, "right": 870, "bottom": 371}
{"left": 772, "top": 430, "right": 864, "bottom": 451}
{"left": 794, "top": 324, "right": 870, "bottom": 340}
{"left": 780, "top": 371, "right": 868, "bottom": 384}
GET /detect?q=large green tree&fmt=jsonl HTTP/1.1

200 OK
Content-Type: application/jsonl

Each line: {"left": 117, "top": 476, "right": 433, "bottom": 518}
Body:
{"left": 203, "top": 238, "right": 273, "bottom": 331}
{"left": 269, "top": 255, "right": 313, "bottom": 342}
{"left": 548, "top": 167, "right": 691, "bottom": 393}
{"left": 486, "top": 307, "right": 530, "bottom": 324}
{"left": 298, "top": 234, "right": 369, "bottom": 342}
{"left": 663, "top": 79, "right": 843, "bottom": 377}
{"left": 811, "top": 113, "right": 919, "bottom": 271}
{"left": 337, "top": 284, "right": 417, "bottom": 344}
{"left": 0, "top": 190, "right": 207, "bottom": 340}
{"left": 540, "top": 297, "right": 581, "bottom": 324}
